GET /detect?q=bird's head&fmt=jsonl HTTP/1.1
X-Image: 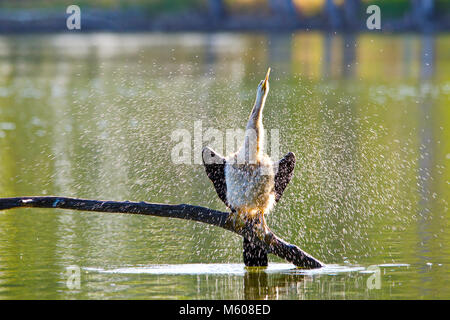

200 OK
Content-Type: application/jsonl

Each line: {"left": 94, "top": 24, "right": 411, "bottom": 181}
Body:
{"left": 257, "top": 68, "right": 270, "bottom": 98}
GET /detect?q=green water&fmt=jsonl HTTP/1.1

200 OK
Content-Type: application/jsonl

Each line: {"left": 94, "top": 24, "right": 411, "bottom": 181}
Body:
{"left": 0, "top": 32, "right": 449, "bottom": 299}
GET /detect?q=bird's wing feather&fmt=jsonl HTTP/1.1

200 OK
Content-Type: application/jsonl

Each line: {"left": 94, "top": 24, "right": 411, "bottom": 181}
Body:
{"left": 202, "top": 147, "right": 228, "bottom": 207}
{"left": 274, "top": 152, "right": 296, "bottom": 202}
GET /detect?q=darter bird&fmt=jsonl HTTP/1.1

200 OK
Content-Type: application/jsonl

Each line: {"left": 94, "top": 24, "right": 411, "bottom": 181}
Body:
{"left": 202, "top": 68, "right": 296, "bottom": 266}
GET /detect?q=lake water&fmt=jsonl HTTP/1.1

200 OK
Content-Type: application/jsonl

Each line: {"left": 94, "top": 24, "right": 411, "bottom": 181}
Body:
{"left": 0, "top": 32, "right": 448, "bottom": 299}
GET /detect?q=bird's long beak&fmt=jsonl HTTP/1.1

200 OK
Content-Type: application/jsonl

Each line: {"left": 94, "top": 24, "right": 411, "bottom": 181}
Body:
{"left": 263, "top": 67, "right": 270, "bottom": 90}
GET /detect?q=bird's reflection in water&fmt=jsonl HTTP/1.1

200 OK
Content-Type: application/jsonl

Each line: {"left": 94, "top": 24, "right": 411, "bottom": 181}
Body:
{"left": 243, "top": 268, "right": 308, "bottom": 300}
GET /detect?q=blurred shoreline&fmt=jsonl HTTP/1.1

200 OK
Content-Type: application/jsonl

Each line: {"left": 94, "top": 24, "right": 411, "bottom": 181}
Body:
{"left": 0, "top": 8, "right": 449, "bottom": 33}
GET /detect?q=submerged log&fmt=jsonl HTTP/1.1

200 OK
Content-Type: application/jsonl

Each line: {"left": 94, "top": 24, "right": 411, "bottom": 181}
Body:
{"left": 0, "top": 196, "right": 324, "bottom": 269}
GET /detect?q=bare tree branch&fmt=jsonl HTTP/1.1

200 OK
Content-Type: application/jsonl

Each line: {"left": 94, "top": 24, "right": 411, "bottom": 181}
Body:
{"left": 0, "top": 196, "right": 324, "bottom": 269}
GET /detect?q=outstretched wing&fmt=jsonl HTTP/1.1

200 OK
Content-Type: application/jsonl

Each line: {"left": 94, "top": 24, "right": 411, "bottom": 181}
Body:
{"left": 202, "top": 147, "right": 228, "bottom": 207}
{"left": 274, "top": 152, "right": 296, "bottom": 202}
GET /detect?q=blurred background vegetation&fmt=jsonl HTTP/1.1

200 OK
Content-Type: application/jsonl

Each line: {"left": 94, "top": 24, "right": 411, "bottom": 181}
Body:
{"left": 0, "top": 0, "right": 448, "bottom": 31}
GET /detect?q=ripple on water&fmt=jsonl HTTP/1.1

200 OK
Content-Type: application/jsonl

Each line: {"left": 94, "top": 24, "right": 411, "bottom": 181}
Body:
{"left": 84, "top": 263, "right": 410, "bottom": 276}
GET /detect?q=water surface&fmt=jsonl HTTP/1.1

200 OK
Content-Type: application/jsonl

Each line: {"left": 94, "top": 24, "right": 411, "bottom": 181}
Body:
{"left": 0, "top": 32, "right": 449, "bottom": 299}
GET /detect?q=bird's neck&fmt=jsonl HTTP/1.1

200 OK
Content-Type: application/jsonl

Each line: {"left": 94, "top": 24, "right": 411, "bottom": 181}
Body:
{"left": 248, "top": 92, "right": 266, "bottom": 126}
{"left": 238, "top": 92, "right": 267, "bottom": 164}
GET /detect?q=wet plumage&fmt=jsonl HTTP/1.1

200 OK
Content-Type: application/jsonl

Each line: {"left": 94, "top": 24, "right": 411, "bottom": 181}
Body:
{"left": 202, "top": 68, "right": 295, "bottom": 219}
